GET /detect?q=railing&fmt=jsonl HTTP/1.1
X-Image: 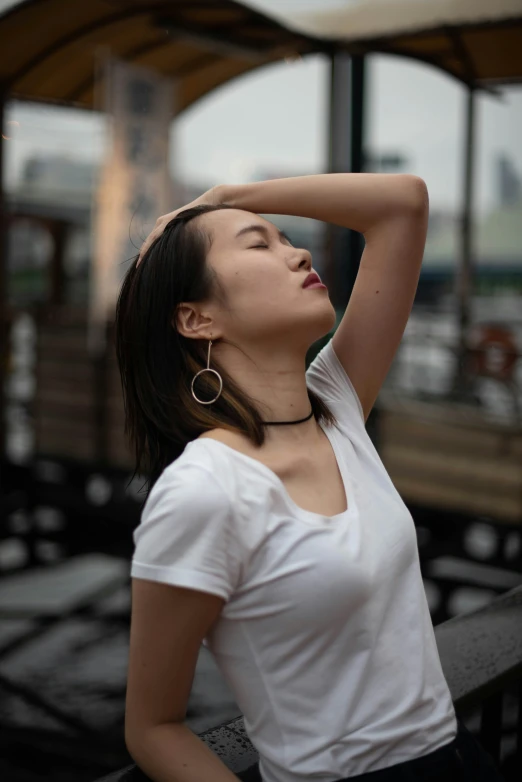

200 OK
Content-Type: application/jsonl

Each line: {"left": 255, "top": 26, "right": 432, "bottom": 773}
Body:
{"left": 94, "top": 584, "right": 522, "bottom": 782}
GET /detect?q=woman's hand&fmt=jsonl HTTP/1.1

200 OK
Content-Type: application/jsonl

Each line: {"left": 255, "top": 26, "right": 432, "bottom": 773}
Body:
{"left": 137, "top": 185, "right": 222, "bottom": 264}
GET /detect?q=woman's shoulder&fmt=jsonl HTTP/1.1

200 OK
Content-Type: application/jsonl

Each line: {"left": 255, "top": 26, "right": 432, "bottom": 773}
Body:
{"left": 196, "top": 427, "right": 255, "bottom": 456}
{"left": 160, "top": 428, "right": 254, "bottom": 492}
{"left": 192, "top": 427, "right": 277, "bottom": 466}
{"left": 143, "top": 439, "right": 235, "bottom": 519}
{"left": 194, "top": 429, "right": 286, "bottom": 476}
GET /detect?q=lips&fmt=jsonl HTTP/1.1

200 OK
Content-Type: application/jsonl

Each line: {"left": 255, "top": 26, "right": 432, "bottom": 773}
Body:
{"left": 303, "top": 271, "right": 322, "bottom": 288}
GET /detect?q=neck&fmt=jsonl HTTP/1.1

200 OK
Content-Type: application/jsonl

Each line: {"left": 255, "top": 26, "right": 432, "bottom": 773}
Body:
{"left": 263, "top": 416, "right": 323, "bottom": 448}
{"left": 213, "top": 339, "right": 322, "bottom": 445}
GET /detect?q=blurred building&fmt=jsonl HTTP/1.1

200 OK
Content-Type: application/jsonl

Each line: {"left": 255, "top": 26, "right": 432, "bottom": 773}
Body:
{"left": 497, "top": 153, "right": 521, "bottom": 208}
{"left": 7, "top": 156, "right": 96, "bottom": 305}
{"left": 22, "top": 155, "right": 96, "bottom": 195}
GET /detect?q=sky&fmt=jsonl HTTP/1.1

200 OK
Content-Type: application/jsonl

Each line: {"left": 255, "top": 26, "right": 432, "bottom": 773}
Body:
{"left": 2, "top": 0, "right": 522, "bottom": 216}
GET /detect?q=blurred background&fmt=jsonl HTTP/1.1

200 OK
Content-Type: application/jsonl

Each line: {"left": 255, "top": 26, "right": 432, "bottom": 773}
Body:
{"left": 0, "top": 1, "right": 521, "bottom": 780}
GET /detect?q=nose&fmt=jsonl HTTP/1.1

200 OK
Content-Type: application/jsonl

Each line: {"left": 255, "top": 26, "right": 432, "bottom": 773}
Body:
{"left": 293, "top": 247, "right": 312, "bottom": 271}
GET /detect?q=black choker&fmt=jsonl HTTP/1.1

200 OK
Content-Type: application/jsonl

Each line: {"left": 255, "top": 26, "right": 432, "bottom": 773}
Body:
{"left": 263, "top": 408, "right": 314, "bottom": 426}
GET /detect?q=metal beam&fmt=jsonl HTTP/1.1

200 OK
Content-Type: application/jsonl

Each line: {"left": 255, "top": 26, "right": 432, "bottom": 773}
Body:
{"left": 6, "top": 2, "right": 310, "bottom": 92}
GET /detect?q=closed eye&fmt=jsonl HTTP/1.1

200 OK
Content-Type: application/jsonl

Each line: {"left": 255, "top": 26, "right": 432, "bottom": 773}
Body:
{"left": 250, "top": 244, "right": 269, "bottom": 249}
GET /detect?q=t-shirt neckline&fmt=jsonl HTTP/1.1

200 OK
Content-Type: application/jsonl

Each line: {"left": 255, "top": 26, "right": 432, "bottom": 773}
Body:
{"left": 187, "top": 422, "right": 357, "bottom": 525}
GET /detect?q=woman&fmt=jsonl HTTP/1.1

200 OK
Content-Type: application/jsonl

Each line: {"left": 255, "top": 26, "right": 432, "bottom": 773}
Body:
{"left": 118, "top": 174, "right": 505, "bottom": 782}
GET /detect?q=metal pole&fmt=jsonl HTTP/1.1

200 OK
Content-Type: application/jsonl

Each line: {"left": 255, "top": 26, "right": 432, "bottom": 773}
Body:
{"left": 452, "top": 86, "right": 476, "bottom": 399}
{"left": 347, "top": 55, "right": 366, "bottom": 295}
{"left": 326, "top": 52, "right": 366, "bottom": 310}
{"left": 0, "top": 92, "right": 6, "bottom": 460}
{"left": 326, "top": 51, "right": 349, "bottom": 311}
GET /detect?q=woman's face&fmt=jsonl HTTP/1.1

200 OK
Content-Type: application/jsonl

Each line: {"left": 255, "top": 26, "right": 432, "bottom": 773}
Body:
{"left": 195, "top": 208, "right": 336, "bottom": 351}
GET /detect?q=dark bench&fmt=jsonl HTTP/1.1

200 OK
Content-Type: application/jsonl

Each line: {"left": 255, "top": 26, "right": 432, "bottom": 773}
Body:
{"left": 376, "top": 392, "right": 522, "bottom": 525}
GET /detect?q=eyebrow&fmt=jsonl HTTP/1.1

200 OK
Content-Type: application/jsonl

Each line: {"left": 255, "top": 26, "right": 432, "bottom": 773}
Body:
{"left": 235, "top": 224, "right": 293, "bottom": 245}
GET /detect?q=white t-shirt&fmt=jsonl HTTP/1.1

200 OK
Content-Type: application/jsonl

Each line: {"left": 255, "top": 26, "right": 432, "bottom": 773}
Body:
{"left": 131, "top": 338, "right": 457, "bottom": 782}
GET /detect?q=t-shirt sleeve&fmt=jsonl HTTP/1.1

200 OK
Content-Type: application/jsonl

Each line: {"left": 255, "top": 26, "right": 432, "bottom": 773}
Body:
{"left": 306, "top": 337, "right": 365, "bottom": 426}
{"left": 130, "top": 462, "right": 242, "bottom": 601}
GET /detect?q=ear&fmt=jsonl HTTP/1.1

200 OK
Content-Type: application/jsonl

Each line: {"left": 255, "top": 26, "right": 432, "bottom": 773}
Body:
{"left": 173, "top": 303, "right": 216, "bottom": 341}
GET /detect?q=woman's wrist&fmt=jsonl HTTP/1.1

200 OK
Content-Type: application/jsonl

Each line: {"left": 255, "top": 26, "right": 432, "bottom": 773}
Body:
{"left": 213, "top": 183, "right": 248, "bottom": 209}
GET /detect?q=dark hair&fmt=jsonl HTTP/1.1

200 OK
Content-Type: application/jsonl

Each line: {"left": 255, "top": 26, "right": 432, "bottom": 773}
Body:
{"left": 114, "top": 203, "right": 338, "bottom": 495}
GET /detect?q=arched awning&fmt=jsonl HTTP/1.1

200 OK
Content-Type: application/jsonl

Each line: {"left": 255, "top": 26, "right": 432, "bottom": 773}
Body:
{"left": 0, "top": 0, "right": 323, "bottom": 112}
{"left": 290, "top": 0, "right": 522, "bottom": 89}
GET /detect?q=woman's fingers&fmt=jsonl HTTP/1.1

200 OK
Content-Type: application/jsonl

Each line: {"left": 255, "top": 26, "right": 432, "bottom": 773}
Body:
{"left": 137, "top": 211, "right": 178, "bottom": 264}
{"left": 136, "top": 186, "right": 221, "bottom": 266}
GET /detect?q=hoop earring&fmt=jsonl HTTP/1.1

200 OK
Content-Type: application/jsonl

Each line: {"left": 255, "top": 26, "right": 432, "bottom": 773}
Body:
{"left": 191, "top": 339, "right": 223, "bottom": 405}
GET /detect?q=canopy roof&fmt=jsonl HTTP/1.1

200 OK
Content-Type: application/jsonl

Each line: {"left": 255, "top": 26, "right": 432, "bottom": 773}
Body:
{"left": 1, "top": 0, "right": 520, "bottom": 116}
{"left": 292, "top": 0, "right": 522, "bottom": 88}
{"left": 0, "top": 0, "right": 321, "bottom": 112}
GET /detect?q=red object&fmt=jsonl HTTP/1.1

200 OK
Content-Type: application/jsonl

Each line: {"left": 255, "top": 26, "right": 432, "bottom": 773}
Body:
{"left": 468, "top": 324, "right": 519, "bottom": 381}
